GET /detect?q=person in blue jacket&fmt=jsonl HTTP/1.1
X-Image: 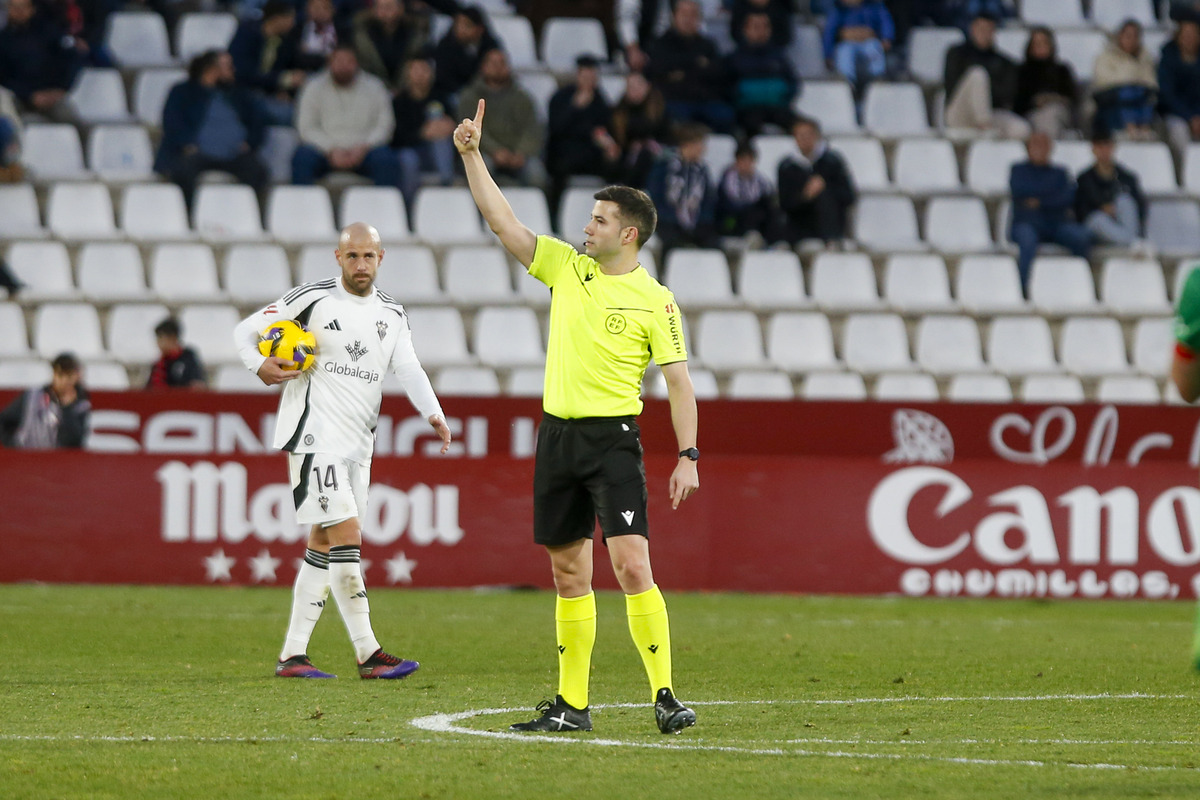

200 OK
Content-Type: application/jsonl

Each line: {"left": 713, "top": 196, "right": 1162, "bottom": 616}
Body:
{"left": 823, "top": 0, "right": 894, "bottom": 94}
{"left": 1159, "top": 18, "right": 1200, "bottom": 154}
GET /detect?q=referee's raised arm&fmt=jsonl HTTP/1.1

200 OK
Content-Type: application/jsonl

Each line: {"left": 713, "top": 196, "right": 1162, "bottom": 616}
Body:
{"left": 453, "top": 99, "right": 538, "bottom": 267}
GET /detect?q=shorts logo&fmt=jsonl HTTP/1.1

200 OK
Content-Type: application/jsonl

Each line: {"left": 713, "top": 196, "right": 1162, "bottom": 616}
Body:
{"left": 304, "top": 434, "right": 315, "bottom": 446}
{"left": 346, "top": 340, "right": 368, "bottom": 361}
{"left": 377, "top": 320, "right": 388, "bottom": 340}
{"left": 319, "top": 495, "right": 329, "bottom": 512}
{"left": 621, "top": 510, "right": 635, "bottom": 526}
{"left": 605, "top": 313, "right": 627, "bottom": 334}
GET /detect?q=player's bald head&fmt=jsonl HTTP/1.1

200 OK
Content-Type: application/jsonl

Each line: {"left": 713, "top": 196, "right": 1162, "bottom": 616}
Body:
{"left": 339, "top": 222, "right": 381, "bottom": 249}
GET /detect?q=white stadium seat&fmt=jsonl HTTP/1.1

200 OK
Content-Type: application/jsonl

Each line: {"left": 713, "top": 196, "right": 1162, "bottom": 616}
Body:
{"left": 105, "top": 12, "right": 175, "bottom": 68}
{"left": 473, "top": 306, "right": 545, "bottom": 367}
{"left": 120, "top": 183, "right": 194, "bottom": 241}
{"left": 1132, "top": 317, "right": 1173, "bottom": 375}
{"left": 506, "top": 366, "right": 545, "bottom": 397}
{"left": 443, "top": 246, "right": 517, "bottom": 304}
{"left": 267, "top": 186, "right": 338, "bottom": 244}
{"left": 948, "top": 374, "right": 1013, "bottom": 402}
{"left": 863, "top": 83, "right": 930, "bottom": 138}
{"left": 22, "top": 124, "right": 90, "bottom": 181}
{"left": 150, "top": 244, "right": 225, "bottom": 302}
{"left": 727, "top": 369, "right": 795, "bottom": 399}
{"left": 47, "top": 183, "right": 119, "bottom": 240}
{"left": 793, "top": 82, "right": 858, "bottom": 135}
{"left": 35, "top": 303, "right": 105, "bottom": 359}
{"left": 106, "top": 303, "right": 170, "bottom": 364}
{"left": 810, "top": 252, "right": 881, "bottom": 310}
{"left": 1028, "top": 256, "right": 1099, "bottom": 314}
{"left": 893, "top": 139, "right": 960, "bottom": 195}
{"left": 504, "top": 187, "right": 554, "bottom": 239}
{"left": 987, "top": 316, "right": 1059, "bottom": 375}
{"left": 1147, "top": 199, "right": 1200, "bottom": 256}
{"left": 874, "top": 372, "right": 939, "bottom": 401}
{"left": 88, "top": 125, "right": 155, "bottom": 182}
{"left": 738, "top": 251, "right": 808, "bottom": 309}
{"left": 297, "top": 245, "right": 336, "bottom": 285}
{"left": 965, "top": 140, "right": 1027, "bottom": 197}
{"left": 1183, "top": 143, "right": 1200, "bottom": 196}
{"left": 694, "top": 310, "right": 766, "bottom": 371}
{"left": 854, "top": 195, "right": 926, "bottom": 252}
{"left": 1115, "top": 141, "right": 1178, "bottom": 195}
{"left": 842, "top": 313, "right": 914, "bottom": 373}
{"left": 556, "top": 187, "right": 598, "bottom": 245}
{"left": 223, "top": 244, "right": 293, "bottom": 304}
{"left": 413, "top": 187, "right": 488, "bottom": 245}
{"left": 908, "top": 27, "right": 964, "bottom": 84}
{"left": 883, "top": 254, "right": 955, "bottom": 313}
{"left": 377, "top": 245, "right": 443, "bottom": 304}
{"left": 915, "top": 315, "right": 986, "bottom": 375}
{"left": 0, "top": 360, "right": 53, "bottom": 388}
{"left": 754, "top": 135, "right": 797, "bottom": 183}
{"left": 214, "top": 364, "right": 276, "bottom": 393}
{"left": 194, "top": 184, "right": 267, "bottom": 242}
{"left": 179, "top": 304, "right": 242, "bottom": 366}
{"left": 955, "top": 255, "right": 1027, "bottom": 313}
{"left": 1054, "top": 30, "right": 1105, "bottom": 83}
{"left": 0, "top": 184, "right": 49, "bottom": 240}
{"left": 802, "top": 372, "right": 866, "bottom": 400}
{"left": 767, "top": 312, "right": 839, "bottom": 372}
{"left": 78, "top": 242, "right": 150, "bottom": 303}
{"left": 789, "top": 24, "right": 827, "bottom": 79}
{"left": 1022, "top": 375, "right": 1085, "bottom": 404}
{"left": 1060, "top": 317, "right": 1130, "bottom": 376}
{"left": 436, "top": 366, "right": 501, "bottom": 396}
{"left": 66, "top": 68, "right": 132, "bottom": 124}
{"left": 1101, "top": 258, "right": 1170, "bottom": 315}
{"left": 5, "top": 242, "right": 78, "bottom": 302}
{"left": 702, "top": 133, "right": 737, "bottom": 183}
{"left": 134, "top": 68, "right": 187, "bottom": 127}
{"left": 662, "top": 249, "right": 738, "bottom": 308}
{"left": 491, "top": 15, "right": 540, "bottom": 70}
{"left": 516, "top": 70, "right": 559, "bottom": 123}
{"left": 260, "top": 125, "right": 300, "bottom": 183}
{"left": 0, "top": 302, "right": 31, "bottom": 358}
{"left": 1096, "top": 375, "right": 1160, "bottom": 404}
{"left": 1091, "top": 0, "right": 1158, "bottom": 31}
{"left": 1050, "top": 140, "right": 1093, "bottom": 176}
{"left": 404, "top": 306, "right": 474, "bottom": 366}
{"left": 924, "top": 196, "right": 993, "bottom": 253}
{"left": 175, "top": 12, "right": 239, "bottom": 61}
{"left": 1020, "top": 0, "right": 1085, "bottom": 27}
{"left": 540, "top": 17, "right": 607, "bottom": 72}
{"left": 828, "top": 137, "right": 890, "bottom": 192}
{"left": 339, "top": 186, "right": 410, "bottom": 242}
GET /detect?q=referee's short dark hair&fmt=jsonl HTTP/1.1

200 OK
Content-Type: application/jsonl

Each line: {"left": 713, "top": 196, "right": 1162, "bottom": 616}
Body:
{"left": 594, "top": 186, "right": 657, "bottom": 249}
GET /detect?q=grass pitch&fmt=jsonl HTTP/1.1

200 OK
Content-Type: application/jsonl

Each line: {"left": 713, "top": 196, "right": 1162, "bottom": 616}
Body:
{"left": 2, "top": 585, "right": 1198, "bottom": 799}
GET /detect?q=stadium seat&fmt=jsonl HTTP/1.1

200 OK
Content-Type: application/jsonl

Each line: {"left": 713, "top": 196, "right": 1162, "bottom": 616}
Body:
{"left": 491, "top": 15, "right": 540, "bottom": 70}
{"left": 540, "top": 17, "right": 607, "bottom": 72}
{"left": 179, "top": 304, "right": 242, "bottom": 365}
{"left": 1115, "top": 141, "right": 1178, "bottom": 195}
{"left": 5, "top": 242, "right": 76, "bottom": 302}
{"left": 150, "top": 243, "right": 225, "bottom": 302}
{"left": 1050, "top": 140, "right": 1093, "bottom": 176}
{"left": 213, "top": 364, "right": 275, "bottom": 393}
{"left": 802, "top": 371, "right": 867, "bottom": 400}
{"left": 644, "top": 364, "right": 720, "bottom": 400}
{"left": 738, "top": 250, "right": 808, "bottom": 309}
{"left": 120, "top": 183, "right": 194, "bottom": 241}
{"left": 266, "top": 186, "right": 338, "bottom": 244}
{"left": 0, "top": 302, "right": 31, "bottom": 358}
{"left": 260, "top": 125, "right": 300, "bottom": 183}
{"left": 788, "top": 23, "right": 827, "bottom": 79}
{"left": 1091, "top": 0, "right": 1158, "bottom": 31}
{"left": 194, "top": 184, "right": 267, "bottom": 242}
{"left": 443, "top": 246, "right": 517, "bottom": 304}
{"left": 66, "top": 68, "right": 132, "bottom": 124}
{"left": 987, "top": 316, "right": 1059, "bottom": 374}
{"left": 339, "top": 186, "right": 410, "bottom": 242}
{"left": 0, "top": 184, "right": 49, "bottom": 240}
{"left": 1132, "top": 316, "right": 1172, "bottom": 375}
{"left": 854, "top": 195, "right": 926, "bottom": 252}
{"left": 88, "top": 125, "right": 155, "bottom": 182}
{"left": 793, "top": 81, "right": 858, "bottom": 135}
{"left": 1020, "top": 0, "right": 1085, "bottom": 26}
{"left": 1054, "top": 30, "right": 1106, "bottom": 83}
{"left": 34, "top": 302, "right": 105, "bottom": 359}
{"left": 767, "top": 311, "right": 839, "bottom": 372}
{"left": 105, "top": 12, "right": 175, "bottom": 68}
{"left": 0, "top": 359, "right": 52, "bottom": 389}
{"left": 965, "top": 140, "right": 1027, "bottom": 197}
{"left": 22, "top": 124, "right": 90, "bottom": 181}
{"left": 915, "top": 315, "right": 985, "bottom": 374}
{"left": 702, "top": 133, "right": 738, "bottom": 183}
{"left": 754, "top": 135, "right": 797, "bottom": 182}
{"left": 874, "top": 372, "right": 939, "bottom": 401}
{"left": 506, "top": 366, "right": 545, "bottom": 397}
{"left": 473, "top": 306, "right": 545, "bottom": 367}
{"left": 413, "top": 187, "right": 488, "bottom": 245}
{"left": 993, "top": 28, "right": 1029, "bottom": 64}
{"left": 694, "top": 310, "right": 766, "bottom": 371}
{"left": 1101, "top": 258, "right": 1170, "bottom": 315}
{"left": 516, "top": 71, "right": 560, "bottom": 123}
{"left": 597, "top": 72, "right": 626, "bottom": 105}
{"left": 862, "top": 83, "right": 930, "bottom": 138}
{"left": 810, "top": 252, "right": 881, "bottom": 310}
{"left": 883, "top": 254, "right": 955, "bottom": 313}
{"left": 1021, "top": 375, "right": 1085, "bottom": 403}
{"left": 175, "top": 12, "right": 238, "bottom": 62}
{"left": 662, "top": 249, "right": 738, "bottom": 308}
{"left": 106, "top": 302, "right": 171, "bottom": 364}
{"left": 1096, "top": 375, "right": 1160, "bottom": 404}
{"left": 842, "top": 313, "right": 914, "bottom": 373}
{"left": 947, "top": 373, "right": 1013, "bottom": 402}
{"left": 923, "top": 196, "right": 993, "bottom": 253}
{"left": 893, "top": 139, "right": 961, "bottom": 195}
{"left": 1028, "top": 256, "right": 1099, "bottom": 314}
{"left": 133, "top": 68, "right": 187, "bottom": 127}
{"left": 436, "top": 366, "right": 501, "bottom": 396}
{"left": 377, "top": 245, "right": 443, "bottom": 304}
{"left": 404, "top": 307, "right": 474, "bottom": 366}
{"left": 1060, "top": 317, "right": 1130, "bottom": 376}
{"left": 1183, "top": 144, "right": 1200, "bottom": 196}
{"left": 907, "top": 27, "right": 964, "bottom": 84}
{"left": 47, "top": 183, "right": 120, "bottom": 240}
{"left": 955, "top": 255, "right": 1027, "bottom": 313}
{"left": 726, "top": 370, "right": 795, "bottom": 399}
{"left": 297, "top": 245, "right": 336, "bottom": 285}
{"left": 828, "top": 137, "right": 890, "bottom": 192}
{"left": 504, "top": 187, "right": 554, "bottom": 238}
{"left": 1147, "top": 199, "right": 1200, "bottom": 256}
{"left": 556, "top": 187, "right": 598, "bottom": 245}
{"left": 223, "top": 244, "right": 292, "bottom": 304}
{"left": 77, "top": 242, "right": 150, "bottom": 303}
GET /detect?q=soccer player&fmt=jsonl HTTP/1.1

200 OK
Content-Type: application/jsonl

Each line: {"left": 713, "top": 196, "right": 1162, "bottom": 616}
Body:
{"left": 454, "top": 99, "right": 701, "bottom": 734}
{"left": 233, "top": 222, "right": 452, "bottom": 679}
{"left": 1171, "top": 266, "right": 1200, "bottom": 671}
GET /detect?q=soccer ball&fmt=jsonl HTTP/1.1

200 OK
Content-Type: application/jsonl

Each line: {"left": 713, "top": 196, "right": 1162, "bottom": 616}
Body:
{"left": 258, "top": 319, "right": 317, "bottom": 371}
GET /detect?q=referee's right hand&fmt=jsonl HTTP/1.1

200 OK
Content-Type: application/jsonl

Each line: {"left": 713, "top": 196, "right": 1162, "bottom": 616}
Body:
{"left": 256, "top": 357, "right": 302, "bottom": 385}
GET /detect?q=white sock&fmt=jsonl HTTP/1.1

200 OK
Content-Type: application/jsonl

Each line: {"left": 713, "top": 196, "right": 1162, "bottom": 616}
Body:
{"left": 328, "top": 545, "right": 381, "bottom": 663}
{"left": 279, "top": 550, "right": 330, "bottom": 661}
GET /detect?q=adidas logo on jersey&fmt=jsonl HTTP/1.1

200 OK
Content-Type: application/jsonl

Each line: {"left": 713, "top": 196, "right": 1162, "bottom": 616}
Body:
{"left": 324, "top": 319, "right": 342, "bottom": 331}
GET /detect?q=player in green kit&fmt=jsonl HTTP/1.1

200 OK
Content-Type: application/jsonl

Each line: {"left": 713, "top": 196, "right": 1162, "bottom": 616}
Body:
{"left": 1171, "top": 266, "right": 1200, "bottom": 670}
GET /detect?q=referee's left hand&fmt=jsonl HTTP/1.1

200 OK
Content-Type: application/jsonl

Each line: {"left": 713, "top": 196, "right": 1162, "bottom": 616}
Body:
{"left": 669, "top": 460, "right": 699, "bottom": 510}
{"left": 429, "top": 414, "right": 452, "bottom": 454}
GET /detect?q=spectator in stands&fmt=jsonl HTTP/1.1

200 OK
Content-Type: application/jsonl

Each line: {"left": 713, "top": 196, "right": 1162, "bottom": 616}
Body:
{"left": 823, "top": 0, "right": 894, "bottom": 97}
{"left": 1170, "top": 1, "right": 1200, "bottom": 23}
{"left": 392, "top": 55, "right": 456, "bottom": 216}
{"left": 1075, "top": 129, "right": 1150, "bottom": 253}
{"left": 1158, "top": 18, "right": 1200, "bottom": 155}
{"left": 45, "top": 0, "right": 114, "bottom": 68}
{"left": 943, "top": 12, "right": 1029, "bottom": 138}
{"left": 616, "top": 0, "right": 673, "bottom": 73}
{"left": 147, "top": 318, "right": 208, "bottom": 390}
{"left": 715, "top": 140, "right": 778, "bottom": 248}
{"left": 354, "top": 0, "right": 424, "bottom": 92}
{"left": 229, "top": 0, "right": 305, "bottom": 125}
{"left": 293, "top": 44, "right": 400, "bottom": 187}
{"left": 295, "top": 0, "right": 347, "bottom": 73}
{"left": 0, "top": 353, "right": 90, "bottom": 449}
{"left": 155, "top": 50, "right": 270, "bottom": 212}
{"left": 610, "top": 70, "right": 668, "bottom": 189}
{"left": 1092, "top": 19, "right": 1158, "bottom": 141}
{"left": 645, "top": 0, "right": 735, "bottom": 135}
{"left": 777, "top": 115, "right": 856, "bottom": 246}
{"left": 455, "top": 47, "right": 546, "bottom": 188}
{"left": 943, "top": 0, "right": 1016, "bottom": 34}
{"left": 646, "top": 121, "right": 719, "bottom": 255}
{"left": 546, "top": 54, "right": 621, "bottom": 228}
{"left": 1014, "top": 26, "right": 1078, "bottom": 138}
{"left": 1009, "top": 131, "right": 1092, "bottom": 295}
{"left": 0, "top": 0, "right": 83, "bottom": 122}
{"left": 0, "top": 85, "right": 22, "bottom": 182}
{"left": 432, "top": 5, "right": 498, "bottom": 101}
{"left": 728, "top": 11, "right": 798, "bottom": 137}
{"left": 729, "top": 0, "right": 793, "bottom": 48}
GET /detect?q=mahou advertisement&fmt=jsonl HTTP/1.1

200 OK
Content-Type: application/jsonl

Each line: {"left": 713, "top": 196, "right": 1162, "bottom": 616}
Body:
{"left": 2, "top": 392, "right": 1199, "bottom": 598}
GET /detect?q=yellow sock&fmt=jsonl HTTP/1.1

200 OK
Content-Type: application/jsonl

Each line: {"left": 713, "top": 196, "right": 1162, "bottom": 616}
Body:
{"left": 556, "top": 592, "right": 596, "bottom": 709}
{"left": 626, "top": 584, "right": 672, "bottom": 701}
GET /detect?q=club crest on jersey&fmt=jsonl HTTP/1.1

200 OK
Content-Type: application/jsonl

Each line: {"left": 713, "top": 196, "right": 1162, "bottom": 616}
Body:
{"left": 319, "top": 495, "right": 329, "bottom": 512}
{"left": 346, "top": 340, "right": 368, "bottom": 361}
{"left": 376, "top": 320, "right": 388, "bottom": 341}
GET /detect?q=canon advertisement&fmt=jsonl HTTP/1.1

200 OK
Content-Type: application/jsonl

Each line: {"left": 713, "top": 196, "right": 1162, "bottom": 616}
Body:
{"left": 2, "top": 393, "right": 1199, "bottom": 598}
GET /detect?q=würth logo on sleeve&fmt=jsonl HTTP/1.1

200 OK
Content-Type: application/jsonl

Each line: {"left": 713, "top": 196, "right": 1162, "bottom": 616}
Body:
{"left": 345, "top": 340, "right": 368, "bottom": 361}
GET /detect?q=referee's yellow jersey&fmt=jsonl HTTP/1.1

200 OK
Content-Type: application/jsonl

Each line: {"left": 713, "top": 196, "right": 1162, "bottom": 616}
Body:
{"left": 529, "top": 235, "right": 688, "bottom": 419}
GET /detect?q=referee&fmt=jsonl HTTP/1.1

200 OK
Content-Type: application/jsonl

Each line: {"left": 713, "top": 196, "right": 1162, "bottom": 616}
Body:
{"left": 455, "top": 100, "right": 701, "bottom": 734}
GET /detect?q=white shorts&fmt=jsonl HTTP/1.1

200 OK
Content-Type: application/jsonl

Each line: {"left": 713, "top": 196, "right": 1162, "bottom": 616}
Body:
{"left": 288, "top": 452, "right": 371, "bottom": 526}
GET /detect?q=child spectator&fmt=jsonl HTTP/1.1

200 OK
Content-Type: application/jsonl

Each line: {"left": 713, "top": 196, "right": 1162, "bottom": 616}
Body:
{"left": 646, "top": 122, "right": 719, "bottom": 256}
{"left": 715, "top": 140, "right": 778, "bottom": 248}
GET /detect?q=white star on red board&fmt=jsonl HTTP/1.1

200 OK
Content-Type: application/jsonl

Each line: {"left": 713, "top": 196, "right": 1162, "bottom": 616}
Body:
{"left": 204, "top": 548, "right": 236, "bottom": 582}
{"left": 384, "top": 551, "right": 418, "bottom": 584}
{"left": 249, "top": 549, "right": 282, "bottom": 583}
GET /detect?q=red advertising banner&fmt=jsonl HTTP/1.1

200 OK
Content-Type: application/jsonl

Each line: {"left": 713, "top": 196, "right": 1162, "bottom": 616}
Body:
{"left": 3, "top": 391, "right": 1200, "bottom": 598}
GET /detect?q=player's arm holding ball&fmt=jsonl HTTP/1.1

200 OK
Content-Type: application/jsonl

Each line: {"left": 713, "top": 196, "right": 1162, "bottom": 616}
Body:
{"left": 1173, "top": 269, "right": 1200, "bottom": 403}
{"left": 233, "top": 306, "right": 303, "bottom": 385}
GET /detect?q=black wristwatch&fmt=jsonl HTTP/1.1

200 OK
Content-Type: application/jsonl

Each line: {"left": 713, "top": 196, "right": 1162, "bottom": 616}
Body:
{"left": 678, "top": 447, "right": 700, "bottom": 461}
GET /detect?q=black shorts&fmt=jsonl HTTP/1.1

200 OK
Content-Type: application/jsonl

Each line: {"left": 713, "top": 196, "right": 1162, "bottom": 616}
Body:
{"left": 533, "top": 414, "right": 649, "bottom": 546}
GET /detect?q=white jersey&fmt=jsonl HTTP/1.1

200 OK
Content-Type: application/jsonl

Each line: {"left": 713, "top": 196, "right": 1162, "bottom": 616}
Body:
{"left": 234, "top": 276, "right": 443, "bottom": 464}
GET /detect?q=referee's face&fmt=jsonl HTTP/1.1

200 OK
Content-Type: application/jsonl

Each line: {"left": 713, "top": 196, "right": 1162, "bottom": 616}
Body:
{"left": 583, "top": 200, "right": 630, "bottom": 259}
{"left": 336, "top": 227, "right": 384, "bottom": 297}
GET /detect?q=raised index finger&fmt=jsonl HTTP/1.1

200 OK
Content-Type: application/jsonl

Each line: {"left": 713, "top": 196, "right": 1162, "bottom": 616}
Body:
{"left": 474, "top": 98, "right": 485, "bottom": 126}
